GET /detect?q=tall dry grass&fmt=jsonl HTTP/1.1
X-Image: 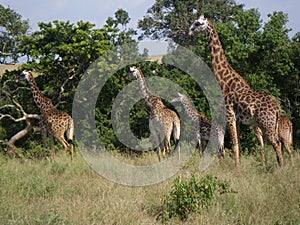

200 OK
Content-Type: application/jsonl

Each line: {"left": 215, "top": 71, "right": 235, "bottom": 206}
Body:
{"left": 0, "top": 148, "right": 299, "bottom": 224}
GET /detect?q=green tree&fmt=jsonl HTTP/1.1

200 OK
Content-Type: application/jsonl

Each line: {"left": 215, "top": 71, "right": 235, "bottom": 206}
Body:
{"left": 138, "top": 0, "right": 243, "bottom": 45}
{"left": 17, "top": 20, "right": 113, "bottom": 112}
{"left": 138, "top": 0, "right": 300, "bottom": 149}
{"left": 0, "top": 4, "right": 29, "bottom": 63}
{"left": 0, "top": 9, "right": 147, "bottom": 153}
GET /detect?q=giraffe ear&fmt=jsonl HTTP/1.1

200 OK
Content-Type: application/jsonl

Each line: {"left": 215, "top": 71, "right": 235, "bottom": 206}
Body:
{"left": 178, "top": 92, "right": 183, "bottom": 97}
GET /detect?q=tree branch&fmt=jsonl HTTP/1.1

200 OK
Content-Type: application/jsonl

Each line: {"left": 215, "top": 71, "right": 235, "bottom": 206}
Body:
{"left": 55, "top": 70, "right": 78, "bottom": 108}
{"left": 0, "top": 51, "right": 13, "bottom": 57}
{"left": 0, "top": 79, "right": 40, "bottom": 152}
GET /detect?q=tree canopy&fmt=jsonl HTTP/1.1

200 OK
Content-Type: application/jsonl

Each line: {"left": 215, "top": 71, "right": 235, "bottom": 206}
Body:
{"left": 0, "top": 4, "right": 29, "bottom": 64}
{"left": 138, "top": 0, "right": 300, "bottom": 148}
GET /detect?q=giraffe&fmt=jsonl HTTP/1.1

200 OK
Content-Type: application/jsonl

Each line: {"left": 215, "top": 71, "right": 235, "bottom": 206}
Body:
{"left": 189, "top": 15, "right": 284, "bottom": 167}
{"left": 255, "top": 115, "right": 294, "bottom": 165}
{"left": 17, "top": 70, "right": 75, "bottom": 160}
{"left": 126, "top": 66, "right": 181, "bottom": 161}
{"left": 171, "top": 92, "right": 224, "bottom": 157}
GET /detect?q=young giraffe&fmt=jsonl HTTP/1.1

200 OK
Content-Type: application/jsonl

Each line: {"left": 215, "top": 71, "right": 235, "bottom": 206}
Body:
{"left": 171, "top": 92, "right": 225, "bottom": 157}
{"left": 18, "top": 70, "right": 75, "bottom": 160}
{"left": 126, "top": 66, "right": 181, "bottom": 161}
{"left": 256, "top": 115, "right": 294, "bottom": 165}
{"left": 189, "top": 15, "right": 284, "bottom": 167}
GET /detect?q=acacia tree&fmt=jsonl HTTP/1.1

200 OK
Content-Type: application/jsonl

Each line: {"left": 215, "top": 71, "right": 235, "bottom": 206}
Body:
{"left": 138, "top": 0, "right": 300, "bottom": 148}
{"left": 0, "top": 4, "right": 29, "bottom": 64}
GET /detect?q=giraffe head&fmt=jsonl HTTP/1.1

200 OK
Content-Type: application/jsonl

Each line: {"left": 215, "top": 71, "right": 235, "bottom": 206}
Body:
{"left": 126, "top": 66, "right": 141, "bottom": 79}
{"left": 171, "top": 92, "right": 186, "bottom": 103}
{"left": 15, "top": 70, "right": 32, "bottom": 83}
{"left": 188, "top": 14, "right": 209, "bottom": 36}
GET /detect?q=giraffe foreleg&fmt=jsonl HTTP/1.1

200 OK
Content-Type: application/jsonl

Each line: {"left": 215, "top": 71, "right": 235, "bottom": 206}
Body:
{"left": 149, "top": 121, "right": 162, "bottom": 161}
{"left": 49, "top": 131, "right": 54, "bottom": 159}
{"left": 41, "top": 123, "right": 47, "bottom": 158}
{"left": 227, "top": 112, "right": 240, "bottom": 167}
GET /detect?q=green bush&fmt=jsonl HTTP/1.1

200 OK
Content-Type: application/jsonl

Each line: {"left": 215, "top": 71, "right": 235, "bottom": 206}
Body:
{"left": 161, "top": 174, "right": 233, "bottom": 221}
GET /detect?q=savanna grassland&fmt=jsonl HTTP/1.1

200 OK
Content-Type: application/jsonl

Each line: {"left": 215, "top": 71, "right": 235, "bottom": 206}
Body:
{"left": 0, "top": 148, "right": 299, "bottom": 225}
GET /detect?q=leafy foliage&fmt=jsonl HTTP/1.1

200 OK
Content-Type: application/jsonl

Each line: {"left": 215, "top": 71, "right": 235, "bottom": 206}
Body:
{"left": 160, "top": 174, "right": 233, "bottom": 221}
{"left": 139, "top": 0, "right": 300, "bottom": 148}
{"left": 0, "top": 4, "right": 29, "bottom": 63}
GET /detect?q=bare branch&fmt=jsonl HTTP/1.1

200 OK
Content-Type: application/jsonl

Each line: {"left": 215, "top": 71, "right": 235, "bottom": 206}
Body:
{"left": 8, "top": 119, "right": 33, "bottom": 147}
{"left": 55, "top": 71, "right": 77, "bottom": 108}
{"left": 0, "top": 113, "right": 39, "bottom": 122}
{"left": 0, "top": 104, "right": 16, "bottom": 110}
{"left": 0, "top": 51, "right": 13, "bottom": 57}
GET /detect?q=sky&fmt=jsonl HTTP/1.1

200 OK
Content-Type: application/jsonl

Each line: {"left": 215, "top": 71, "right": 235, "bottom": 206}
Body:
{"left": 0, "top": 0, "right": 299, "bottom": 55}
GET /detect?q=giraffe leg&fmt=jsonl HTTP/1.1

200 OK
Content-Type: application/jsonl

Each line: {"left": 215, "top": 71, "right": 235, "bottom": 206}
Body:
{"left": 40, "top": 123, "right": 47, "bottom": 158}
{"left": 227, "top": 114, "right": 240, "bottom": 167}
{"left": 69, "top": 142, "right": 74, "bottom": 161}
{"left": 65, "top": 118, "right": 75, "bottom": 160}
{"left": 282, "top": 141, "right": 294, "bottom": 166}
{"left": 198, "top": 138, "right": 204, "bottom": 157}
{"left": 156, "top": 135, "right": 164, "bottom": 161}
{"left": 49, "top": 132, "right": 54, "bottom": 160}
{"left": 172, "top": 120, "right": 181, "bottom": 160}
{"left": 269, "top": 136, "right": 283, "bottom": 167}
{"left": 150, "top": 122, "right": 162, "bottom": 162}
{"left": 54, "top": 134, "right": 69, "bottom": 157}
{"left": 195, "top": 130, "right": 204, "bottom": 157}
{"left": 254, "top": 126, "right": 266, "bottom": 165}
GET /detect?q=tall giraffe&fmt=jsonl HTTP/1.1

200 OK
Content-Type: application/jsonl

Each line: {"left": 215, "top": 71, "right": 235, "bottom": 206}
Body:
{"left": 256, "top": 115, "right": 294, "bottom": 165}
{"left": 189, "top": 15, "right": 284, "bottom": 167}
{"left": 17, "top": 70, "right": 75, "bottom": 160}
{"left": 126, "top": 66, "right": 181, "bottom": 161}
{"left": 171, "top": 92, "right": 224, "bottom": 157}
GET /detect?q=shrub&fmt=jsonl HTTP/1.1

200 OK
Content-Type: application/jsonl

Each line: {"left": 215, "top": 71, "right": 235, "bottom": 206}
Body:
{"left": 161, "top": 174, "right": 233, "bottom": 221}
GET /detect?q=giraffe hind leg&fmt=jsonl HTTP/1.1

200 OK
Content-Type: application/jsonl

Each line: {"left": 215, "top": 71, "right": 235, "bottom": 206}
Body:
{"left": 53, "top": 133, "right": 69, "bottom": 157}
{"left": 65, "top": 118, "right": 75, "bottom": 160}
{"left": 282, "top": 141, "right": 294, "bottom": 166}
{"left": 172, "top": 120, "right": 181, "bottom": 160}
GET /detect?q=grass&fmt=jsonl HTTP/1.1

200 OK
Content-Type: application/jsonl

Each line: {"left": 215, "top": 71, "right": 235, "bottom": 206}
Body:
{"left": 0, "top": 148, "right": 299, "bottom": 224}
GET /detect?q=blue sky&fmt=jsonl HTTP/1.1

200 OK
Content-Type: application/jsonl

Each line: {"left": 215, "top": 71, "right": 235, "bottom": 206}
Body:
{"left": 1, "top": 0, "right": 299, "bottom": 54}
{"left": 1, "top": 0, "right": 298, "bottom": 32}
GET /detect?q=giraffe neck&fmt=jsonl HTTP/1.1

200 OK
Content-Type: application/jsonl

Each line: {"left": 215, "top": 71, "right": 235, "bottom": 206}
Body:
{"left": 135, "top": 68, "right": 155, "bottom": 106}
{"left": 27, "top": 73, "right": 54, "bottom": 112}
{"left": 206, "top": 21, "right": 249, "bottom": 91}
{"left": 180, "top": 97, "right": 200, "bottom": 122}
{"left": 148, "top": 96, "right": 165, "bottom": 112}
